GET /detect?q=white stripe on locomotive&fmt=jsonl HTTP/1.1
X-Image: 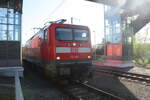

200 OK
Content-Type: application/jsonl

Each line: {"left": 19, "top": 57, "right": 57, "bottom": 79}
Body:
{"left": 56, "top": 47, "right": 71, "bottom": 53}
{"left": 78, "top": 48, "right": 91, "bottom": 53}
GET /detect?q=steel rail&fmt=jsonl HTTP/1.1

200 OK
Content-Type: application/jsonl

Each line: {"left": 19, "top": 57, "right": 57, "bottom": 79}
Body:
{"left": 59, "top": 82, "right": 123, "bottom": 100}
{"left": 95, "top": 68, "right": 150, "bottom": 85}
{"left": 81, "top": 83, "right": 123, "bottom": 100}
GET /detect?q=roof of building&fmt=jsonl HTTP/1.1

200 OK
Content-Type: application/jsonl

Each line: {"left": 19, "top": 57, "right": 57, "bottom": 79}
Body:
{"left": 87, "top": 0, "right": 150, "bottom": 34}
{"left": 0, "top": 0, "right": 23, "bottom": 13}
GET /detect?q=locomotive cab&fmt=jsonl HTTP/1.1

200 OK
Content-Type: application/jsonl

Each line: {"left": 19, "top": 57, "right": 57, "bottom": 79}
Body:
{"left": 54, "top": 25, "right": 91, "bottom": 61}
{"left": 53, "top": 24, "right": 92, "bottom": 79}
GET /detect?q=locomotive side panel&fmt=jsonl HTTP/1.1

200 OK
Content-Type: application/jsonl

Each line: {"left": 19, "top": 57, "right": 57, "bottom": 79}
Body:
{"left": 23, "top": 31, "right": 45, "bottom": 65}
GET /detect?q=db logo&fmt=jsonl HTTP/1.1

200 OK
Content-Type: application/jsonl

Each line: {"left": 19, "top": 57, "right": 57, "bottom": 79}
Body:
{"left": 70, "top": 56, "right": 74, "bottom": 58}
{"left": 71, "top": 48, "right": 77, "bottom": 53}
{"left": 75, "top": 56, "right": 78, "bottom": 58}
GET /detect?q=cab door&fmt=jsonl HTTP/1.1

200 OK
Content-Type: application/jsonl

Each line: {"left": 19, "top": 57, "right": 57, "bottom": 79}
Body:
{"left": 41, "top": 29, "right": 49, "bottom": 60}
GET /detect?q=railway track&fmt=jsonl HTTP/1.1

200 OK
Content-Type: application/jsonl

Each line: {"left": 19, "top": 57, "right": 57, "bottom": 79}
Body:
{"left": 95, "top": 68, "right": 150, "bottom": 85}
{"left": 23, "top": 61, "right": 123, "bottom": 100}
{"left": 59, "top": 82, "right": 123, "bottom": 100}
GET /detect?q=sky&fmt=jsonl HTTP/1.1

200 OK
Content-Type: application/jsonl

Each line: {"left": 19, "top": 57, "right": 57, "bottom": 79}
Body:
{"left": 22, "top": 0, "right": 104, "bottom": 45}
{"left": 136, "top": 23, "right": 150, "bottom": 43}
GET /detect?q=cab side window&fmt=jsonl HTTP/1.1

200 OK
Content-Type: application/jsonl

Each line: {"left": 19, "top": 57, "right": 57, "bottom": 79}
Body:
{"left": 44, "top": 29, "right": 48, "bottom": 42}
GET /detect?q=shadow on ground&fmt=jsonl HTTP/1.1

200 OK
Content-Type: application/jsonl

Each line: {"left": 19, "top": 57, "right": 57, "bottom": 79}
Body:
{"left": 88, "top": 66, "right": 138, "bottom": 100}
{"left": 21, "top": 62, "right": 68, "bottom": 100}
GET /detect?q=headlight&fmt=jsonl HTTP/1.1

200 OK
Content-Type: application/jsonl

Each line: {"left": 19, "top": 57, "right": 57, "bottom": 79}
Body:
{"left": 56, "top": 56, "right": 60, "bottom": 60}
{"left": 72, "top": 43, "right": 76, "bottom": 46}
{"left": 88, "top": 56, "right": 91, "bottom": 59}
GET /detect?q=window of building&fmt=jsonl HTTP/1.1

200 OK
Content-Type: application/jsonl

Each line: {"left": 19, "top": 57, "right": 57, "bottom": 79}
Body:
{"left": 0, "top": 8, "right": 21, "bottom": 41}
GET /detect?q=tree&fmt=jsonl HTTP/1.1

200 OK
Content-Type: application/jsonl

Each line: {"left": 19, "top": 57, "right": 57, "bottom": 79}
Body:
{"left": 133, "top": 23, "right": 150, "bottom": 67}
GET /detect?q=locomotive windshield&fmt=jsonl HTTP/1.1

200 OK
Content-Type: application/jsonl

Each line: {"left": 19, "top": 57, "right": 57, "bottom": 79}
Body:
{"left": 56, "top": 28, "right": 89, "bottom": 41}
{"left": 56, "top": 28, "right": 73, "bottom": 40}
{"left": 74, "top": 29, "right": 89, "bottom": 41}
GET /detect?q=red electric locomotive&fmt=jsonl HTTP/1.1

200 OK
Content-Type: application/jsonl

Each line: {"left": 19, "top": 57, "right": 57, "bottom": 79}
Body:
{"left": 23, "top": 19, "right": 92, "bottom": 80}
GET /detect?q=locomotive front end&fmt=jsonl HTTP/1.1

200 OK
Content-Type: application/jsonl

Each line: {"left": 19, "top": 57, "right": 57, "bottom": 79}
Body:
{"left": 54, "top": 24, "right": 92, "bottom": 79}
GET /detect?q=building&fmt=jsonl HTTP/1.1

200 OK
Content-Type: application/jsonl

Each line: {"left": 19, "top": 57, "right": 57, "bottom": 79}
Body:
{"left": 0, "top": 0, "right": 23, "bottom": 67}
{"left": 92, "top": 5, "right": 134, "bottom": 70}
{"left": 104, "top": 5, "right": 133, "bottom": 60}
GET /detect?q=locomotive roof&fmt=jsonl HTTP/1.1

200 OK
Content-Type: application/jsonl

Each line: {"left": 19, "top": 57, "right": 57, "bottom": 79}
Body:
{"left": 43, "top": 23, "right": 89, "bottom": 30}
{"left": 27, "top": 23, "right": 89, "bottom": 41}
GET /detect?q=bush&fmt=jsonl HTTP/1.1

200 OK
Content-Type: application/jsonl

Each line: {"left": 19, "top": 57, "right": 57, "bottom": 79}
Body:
{"left": 133, "top": 39, "right": 150, "bottom": 67}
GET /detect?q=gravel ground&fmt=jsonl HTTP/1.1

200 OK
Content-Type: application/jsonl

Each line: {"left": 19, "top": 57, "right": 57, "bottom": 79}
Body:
{"left": 88, "top": 72, "right": 138, "bottom": 100}
{"left": 129, "top": 67, "right": 150, "bottom": 76}
{"left": 119, "top": 80, "right": 150, "bottom": 100}
{"left": 87, "top": 66, "right": 150, "bottom": 100}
